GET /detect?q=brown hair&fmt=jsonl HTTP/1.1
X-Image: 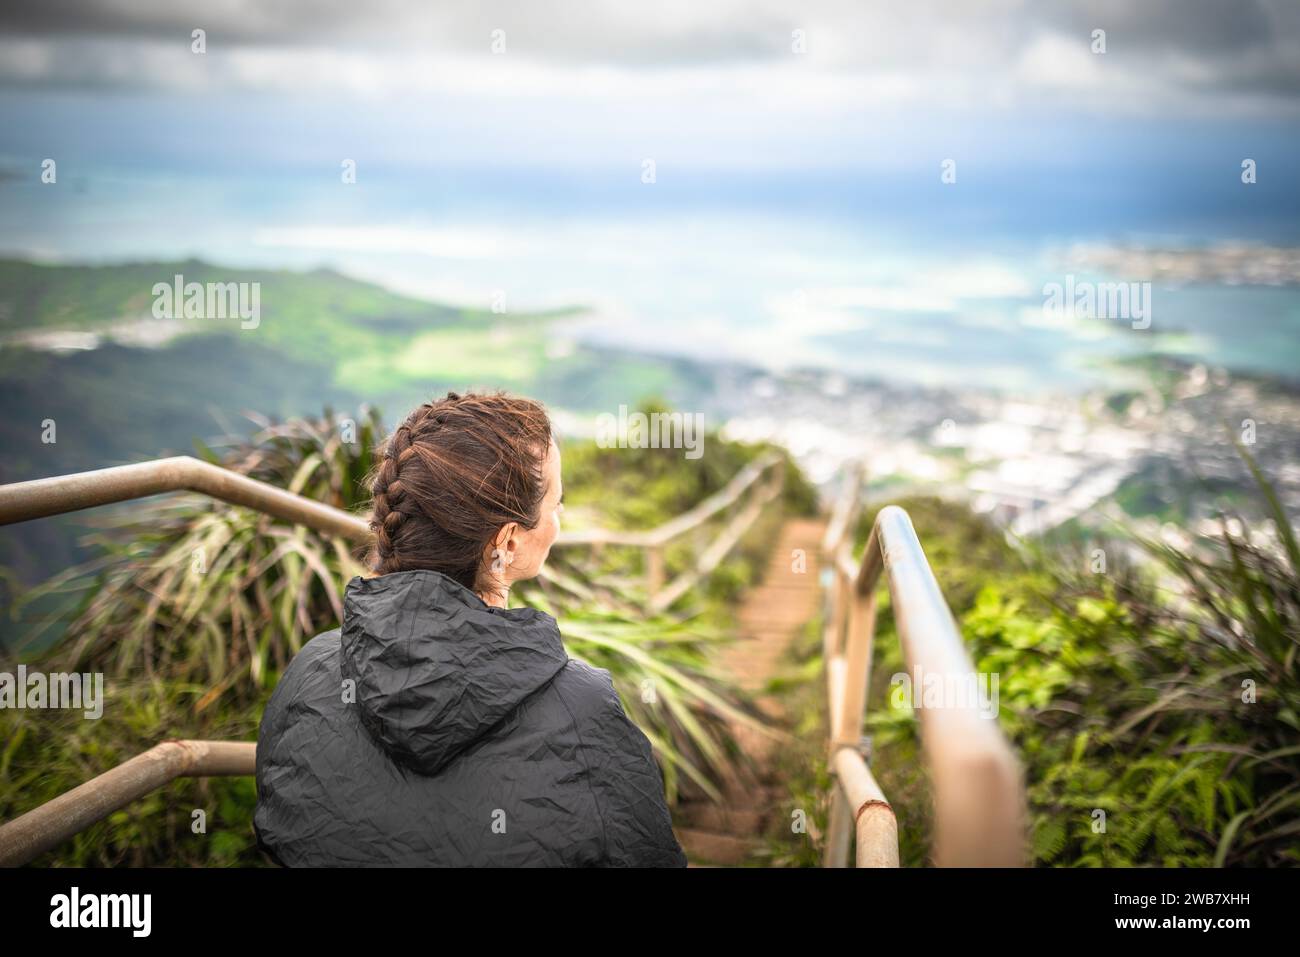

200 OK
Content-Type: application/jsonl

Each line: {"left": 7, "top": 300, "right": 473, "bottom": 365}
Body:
{"left": 365, "top": 391, "right": 553, "bottom": 591}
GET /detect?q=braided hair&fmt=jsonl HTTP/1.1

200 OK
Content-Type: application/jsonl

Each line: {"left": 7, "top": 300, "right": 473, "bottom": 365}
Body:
{"left": 364, "top": 390, "right": 553, "bottom": 592}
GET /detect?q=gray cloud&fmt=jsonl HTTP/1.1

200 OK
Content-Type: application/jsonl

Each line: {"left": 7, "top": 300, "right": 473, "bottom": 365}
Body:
{"left": 0, "top": 0, "right": 791, "bottom": 60}
{"left": 1, "top": 0, "right": 1297, "bottom": 107}
{"left": 1036, "top": 0, "right": 1281, "bottom": 55}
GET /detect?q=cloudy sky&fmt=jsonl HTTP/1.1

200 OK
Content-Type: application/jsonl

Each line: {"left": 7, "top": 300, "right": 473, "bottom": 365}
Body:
{"left": 2, "top": 1, "right": 1300, "bottom": 121}
{"left": 2, "top": 0, "right": 1298, "bottom": 109}
{"left": 2, "top": 0, "right": 1299, "bottom": 174}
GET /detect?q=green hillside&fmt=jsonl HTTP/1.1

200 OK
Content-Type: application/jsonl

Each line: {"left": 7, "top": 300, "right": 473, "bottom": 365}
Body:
{"left": 0, "top": 259, "right": 716, "bottom": 583}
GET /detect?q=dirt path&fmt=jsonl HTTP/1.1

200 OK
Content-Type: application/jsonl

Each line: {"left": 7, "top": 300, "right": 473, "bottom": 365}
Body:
{"left": 674, "top": 516, "right": 827, "bottom": 865}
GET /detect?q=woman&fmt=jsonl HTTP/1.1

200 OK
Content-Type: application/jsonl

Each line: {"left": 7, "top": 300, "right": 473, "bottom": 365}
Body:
{"left": 253, "top": 391, "right": 688, "bottom": 867}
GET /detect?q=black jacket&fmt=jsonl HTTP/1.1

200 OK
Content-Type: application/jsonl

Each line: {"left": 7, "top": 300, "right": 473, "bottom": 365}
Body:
{"left": 253, "top": 569, "right": 687, "bottom": 866}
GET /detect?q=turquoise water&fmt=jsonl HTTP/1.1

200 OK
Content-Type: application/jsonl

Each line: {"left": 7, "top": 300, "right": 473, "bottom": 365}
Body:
{"left": 2, "top": 154, "right": 1298, "bottom": 394}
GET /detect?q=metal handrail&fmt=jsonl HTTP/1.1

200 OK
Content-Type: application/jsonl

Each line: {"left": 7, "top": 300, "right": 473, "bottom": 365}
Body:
{"left": 551, "top": 450, "right": 784, "bottom": 612}
{"left": 554, "top": 450, "right": 782, "bottom": 548}
{"left": 0, "top": 456, "right": 371, "bottom": 540}
{"left": 821, "top": 468, "right": 1026, "bottom": 867}
{"left": 0, "top": 451, "right": 784, "bottom": 615}
{"left": 0, "top": 450, "right": 783, "bottom": 555}
{"left": 0, "top": 740, "right": 255, "bottom": 867}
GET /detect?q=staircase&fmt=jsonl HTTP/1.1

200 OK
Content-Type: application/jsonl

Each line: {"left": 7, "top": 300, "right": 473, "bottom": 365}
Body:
{"left": 674, "top": 517, "right": 827, "bottom": 865}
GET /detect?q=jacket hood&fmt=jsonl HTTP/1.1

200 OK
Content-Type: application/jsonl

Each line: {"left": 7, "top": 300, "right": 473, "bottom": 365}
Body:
{"left": 340, "top": 569, "right": 569, "bottom": 776}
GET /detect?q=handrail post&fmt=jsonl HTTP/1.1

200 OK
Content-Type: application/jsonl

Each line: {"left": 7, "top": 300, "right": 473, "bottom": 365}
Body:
{"left": 645, "top": 545, "right": 664, "bottom": 604}
{"left": 833, "top": 748, "right": 899, "bottom": 867}
{"left": 824, "top": 540, "right": 879, "bottom": 868}
{"left": 834, "top": 589, "right": 875, "bottom": 747}
{"left": 822, "top": 564, "right": 846, "bottom": 660}
{"left": 823, "top": 786, "right": 853, "bottom": 868}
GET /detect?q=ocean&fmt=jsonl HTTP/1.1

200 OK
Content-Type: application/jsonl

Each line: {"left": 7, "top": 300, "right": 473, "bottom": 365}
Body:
{"left": 3, "top": 137, "right": 1299, "bottom": 394}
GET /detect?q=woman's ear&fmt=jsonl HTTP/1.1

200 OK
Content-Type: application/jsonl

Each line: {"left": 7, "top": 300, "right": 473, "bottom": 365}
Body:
{"left": 490, "top": 522, "right": 519, "bottom": 574}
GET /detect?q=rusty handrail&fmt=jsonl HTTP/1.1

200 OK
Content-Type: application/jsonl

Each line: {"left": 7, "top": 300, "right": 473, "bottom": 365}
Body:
{"left": 0, "top": 451, "right": 638, "bottom": 615}
{"left": 0, "top": 452, "right": 782, "bottom": 560}
{"left": 0, "top": 456, "right": 372, "bottom": 540}
{"left": 0, "top": 740, "right": 255, "bottom": 867}
{"left": 821, "top": 466, "right": 1026, "bottom": 868}
{"left": 551, "top": 450, "right": 784, "bottom": 611}
{"left": 550, "top": 449, "right": 782, "bottom": 550}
